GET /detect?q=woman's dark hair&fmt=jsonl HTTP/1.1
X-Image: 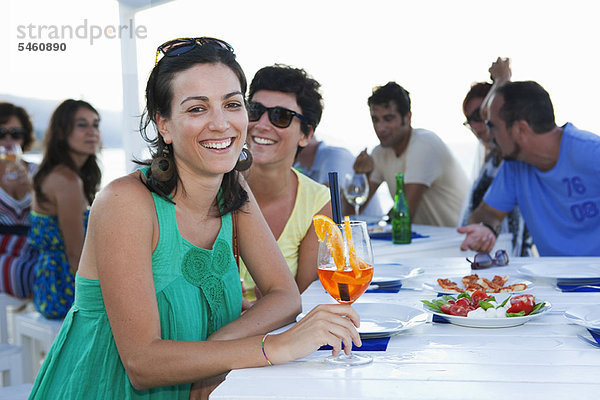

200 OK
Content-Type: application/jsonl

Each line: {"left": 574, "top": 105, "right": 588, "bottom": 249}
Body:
{"left": 33, "top": 99, "right": 102, "bottom": 206}
{"left": 248, "top": 64, "right": 323, "bottom": 136}
{"left": 462, "top": 82, "right": 492, "bottom": 115}
{"left": 0, "top": 102, "right": 36, "bottom": 152}
{"left": 139, "top": 41, "right": 248, "bottom": 216}
{"left": 368, "top": 82, "right": 411, "bottom": 118}
{"left": 497, "top": 80, "right": 556, "bottom": 134}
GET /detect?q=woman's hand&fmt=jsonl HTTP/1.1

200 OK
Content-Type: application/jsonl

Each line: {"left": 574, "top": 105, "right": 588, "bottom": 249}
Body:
{"left": 265, "top": 304, "right": 361, "bottom": 364}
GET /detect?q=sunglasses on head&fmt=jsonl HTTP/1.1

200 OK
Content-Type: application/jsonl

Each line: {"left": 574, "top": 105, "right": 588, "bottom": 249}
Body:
{"left": 247, "top": 102, "right": 309, "bottom": 129}
{"left": 463, "top": 107, "right": 483, "bottom": 126}
{"left": 155, "top": 36, "right": 234, "bottom": 66}
{"left": 0, "top": 127, "right": 26, "bottom": 140}
{"left": 466, "top": 249, "right": 509, "bottom": 270}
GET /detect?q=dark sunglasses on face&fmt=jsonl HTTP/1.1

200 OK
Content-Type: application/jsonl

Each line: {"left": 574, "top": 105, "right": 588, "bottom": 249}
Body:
{"left": 466, "top": 249, "right": 509, "bottom": 270}
{"left": 463, "top": 106, "right": 483, "bottom": 126}
{"left": 247, "top": 102, "right": 309, "bottom": 129}
{"left": 155, "top": 36, "right": 234, "bottom": 65}
{"left": 0, "top": 127, "right": 27, "bottom": 140}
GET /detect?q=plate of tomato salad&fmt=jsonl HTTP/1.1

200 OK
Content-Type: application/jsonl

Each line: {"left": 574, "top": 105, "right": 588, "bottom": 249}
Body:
{"left": 421, "top": 290, "right": 551, "bottom": 328}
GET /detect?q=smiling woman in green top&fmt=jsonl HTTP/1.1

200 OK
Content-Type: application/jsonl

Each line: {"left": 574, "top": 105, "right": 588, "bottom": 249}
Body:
{"left": 28, "top": 37, "right": 362, "bottom": 400}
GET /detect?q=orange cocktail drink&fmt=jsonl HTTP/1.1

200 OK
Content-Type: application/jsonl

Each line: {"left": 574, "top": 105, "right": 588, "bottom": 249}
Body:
{"left": 318, "top": 263, "right": 374, "bottom": 303}
{"left": 314, "top": 215, "right": 374, "bottom": 303}
{"left": 313, "top": 215, "right": 374, "bottom": 366}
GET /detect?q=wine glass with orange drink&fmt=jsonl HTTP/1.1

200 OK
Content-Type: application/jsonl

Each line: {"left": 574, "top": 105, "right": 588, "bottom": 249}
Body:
{"left": 313, "top": 214, "right": 374, "bottom": 365}
{"left": 0, "top": 143, "right": 24, "bottom": 184}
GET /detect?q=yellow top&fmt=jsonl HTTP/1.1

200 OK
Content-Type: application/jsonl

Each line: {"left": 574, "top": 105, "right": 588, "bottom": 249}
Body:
{"left": 239, "top": 168, "right": 330, "bottom": 301}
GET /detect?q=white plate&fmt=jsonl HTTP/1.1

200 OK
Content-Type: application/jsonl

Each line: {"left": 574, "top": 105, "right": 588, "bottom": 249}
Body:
{"left": 423, "top": 274, "right": 533, "bottom": 295}
{"left": 353, "top": 303, "right": 428, "bottom": 337}
{"left": 517, "top": 262, "right": 600, "bottom": 281}
{"left": 564, "top": 305, "right": 600, "bottom": 331}
{"left": 371, "top": 263, "right": 423, "bottom": 287}
{"left": 297, "top": 303, "right": 428, "bottom": 338}
{"left": 423, "top": 294, "right": 551, "bottom": 328}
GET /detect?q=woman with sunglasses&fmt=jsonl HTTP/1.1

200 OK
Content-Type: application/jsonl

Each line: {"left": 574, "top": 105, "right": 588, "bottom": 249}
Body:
{"left": 29, "top": 38, "right": 360, "bottom": 400}
{"left": 239, "top": 65, "right": 333, "bottom": 305}
{"left": 0, "top": 102, "right": 39, "bottom": 299}
{"left": 458, "top": 58, "right": 534, "bottom": 257}
{"left": 27, "top": 99, "right": 102, "bottom": 320}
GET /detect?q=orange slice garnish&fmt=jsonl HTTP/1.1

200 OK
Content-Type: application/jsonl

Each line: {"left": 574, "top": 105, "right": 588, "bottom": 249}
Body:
{"left": 343, "top": 216, "right": 362, "bottom": 278}
{"left": 313, "top": 215, "right": 345, "bottom": 270}
{"left": 331, "top": 271, "right": 372, "bottom": 285}
{"left": 313, "top": 214, "right": 335, "bottom": 242}
{"left": 357, "top": 257, "right": 370, "bottom": 270}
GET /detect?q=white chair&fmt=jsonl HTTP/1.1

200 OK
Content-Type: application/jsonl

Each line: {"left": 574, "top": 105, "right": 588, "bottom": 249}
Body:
{"left": 0, "top": 294, "right": 26, "bottom": 344}
{"left": 0, "top": 343, "right": 23, "bottom": 387}
{"left": 15, "top": 312, "right": 62, "bottom": 383}
{"left": 0, "top": 294, "right": 25, "bottom": 387}
{"left": 0, "top": 383, "right": 33, "bottom": 400}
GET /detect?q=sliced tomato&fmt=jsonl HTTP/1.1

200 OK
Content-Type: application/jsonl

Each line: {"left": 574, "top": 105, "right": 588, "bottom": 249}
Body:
{"left": 441, "top": 304, "right": 470, "bottom": 316}
{"left": 507, "top": 294, "right": 535, "bottom": 315}
{"left": 455, "top": 297, "right": 472, "bottom": 308}
{"left": 450, "top": 305, "right": 470, "bottom": 316}
{"left": 470, "top": 290, "right": 491, "bottom": 306}
{"left": 440, "top": 304, "right": 454, "bottom": 315}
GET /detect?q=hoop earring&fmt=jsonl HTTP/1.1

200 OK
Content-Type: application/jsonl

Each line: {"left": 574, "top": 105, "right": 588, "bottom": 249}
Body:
{"left": 234, "top": 147, "right": 253, "bottom": 171}
{"left": 151, "top": 145, "right": 174, "bottom": 182}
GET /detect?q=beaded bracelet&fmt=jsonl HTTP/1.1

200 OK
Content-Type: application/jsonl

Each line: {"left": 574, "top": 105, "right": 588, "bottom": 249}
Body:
{"left": 261, "top": 334, "right": 273, "bottom": 366}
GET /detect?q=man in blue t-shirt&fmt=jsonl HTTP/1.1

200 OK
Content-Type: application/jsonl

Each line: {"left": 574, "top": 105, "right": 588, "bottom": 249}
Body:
{"left": 458, "top": 80, "right": 600, "bottom": 256}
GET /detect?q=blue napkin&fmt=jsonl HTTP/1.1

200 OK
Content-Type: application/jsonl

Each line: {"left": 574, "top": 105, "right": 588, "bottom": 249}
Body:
{"left": 366, "top": 283, "right": 402, "bottom": 294}
{"left": 556, "top": 281, "right": 600, "bottom": 292}
{"left": 588, "top": 329, "right": 600, "bottom": 345}
{"left": 369, "top": 231, "right": 429, "bottom": 241}
{"left": 318, "top": 336, "right": 390, "bottom": 351}
{"left": 432, "top": 314, "right": 450, "bottom": 324}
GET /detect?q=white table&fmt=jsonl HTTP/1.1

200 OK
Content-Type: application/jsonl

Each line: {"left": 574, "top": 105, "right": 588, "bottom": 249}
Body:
{"left": 212, "top": 256, "right": 600, "bottom": 399}
{"left": 371, "top": 224, "right": 512, "bottom": 260}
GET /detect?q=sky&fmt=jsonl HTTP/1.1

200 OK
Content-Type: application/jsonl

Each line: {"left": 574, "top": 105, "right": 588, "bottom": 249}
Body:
{"left": 3, "top": 0, "right": 600, "bottom": 185}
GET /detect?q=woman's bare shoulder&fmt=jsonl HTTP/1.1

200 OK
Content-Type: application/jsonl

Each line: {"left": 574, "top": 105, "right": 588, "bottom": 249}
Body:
{"left": 41, "top": 165, "right": 83, "bottom": 191}
{"left": 94, "top": 171, "right": 153, "bottom": 207}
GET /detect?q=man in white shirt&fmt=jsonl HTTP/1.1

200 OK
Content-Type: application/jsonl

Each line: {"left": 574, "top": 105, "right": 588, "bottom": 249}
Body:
{"left": 353, "top": 82, "right": 469, "bottom": 227}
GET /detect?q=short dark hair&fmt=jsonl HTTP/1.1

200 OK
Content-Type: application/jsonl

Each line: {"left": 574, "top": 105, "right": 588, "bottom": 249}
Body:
{"left": 34, "top": 99, "right": 102, "bottom": 206}
{"left": 140, "top": 41, "right": 248, "bottom": 216}
{"left": 462, "top": 82, "right": 492, "bottom": 115}
{"left": 248, "top": 64, "right": 323, "bottom": 136}
{"left": 497, "top": 81, "right": 556, "bottom": 134}
{"left": 0, "top": 102, "right": 35, "bottom": 152}
{"left": 368, "top": 82, "right": 411, "bottom": 118}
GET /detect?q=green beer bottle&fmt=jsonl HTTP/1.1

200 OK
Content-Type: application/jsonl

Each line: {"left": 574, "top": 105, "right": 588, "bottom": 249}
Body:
{"left": 392, "top": 173, "right": 411, "bottom": 244}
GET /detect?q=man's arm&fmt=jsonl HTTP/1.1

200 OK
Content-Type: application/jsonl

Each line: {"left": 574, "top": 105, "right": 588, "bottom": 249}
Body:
{"left": 457, "top": 202, "right": 508, "bottom": 253}
{"left": 404, "top": 183, "right": 427, "bottom": 221}
{"left": 480, "top": 57, "right": 511, "bottom": 120}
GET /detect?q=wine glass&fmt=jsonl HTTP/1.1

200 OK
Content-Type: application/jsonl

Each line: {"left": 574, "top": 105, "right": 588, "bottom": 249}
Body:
{"left": 317, "top": 219, "right": 374, "bottom": 366}
{"left": 343, "top": 173, "right": 369, "bottom": 217}
{"left": 0, "top": 144, "right": 24, "bottom": 184}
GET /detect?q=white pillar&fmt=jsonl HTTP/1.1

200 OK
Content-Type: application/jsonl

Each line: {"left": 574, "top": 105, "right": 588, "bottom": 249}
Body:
{"left": 118, "top": 2, "right": 147, "bottom": 173}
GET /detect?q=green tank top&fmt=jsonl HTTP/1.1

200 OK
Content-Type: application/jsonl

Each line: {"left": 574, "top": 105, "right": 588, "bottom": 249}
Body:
{"left": 28, "top": 169, "right": 242, "bottom": 399}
